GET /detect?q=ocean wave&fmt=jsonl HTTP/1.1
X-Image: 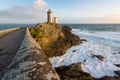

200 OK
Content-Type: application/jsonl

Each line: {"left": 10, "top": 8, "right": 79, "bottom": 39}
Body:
{"left": 49, "top": 29, "right": 120, "bottom": 78}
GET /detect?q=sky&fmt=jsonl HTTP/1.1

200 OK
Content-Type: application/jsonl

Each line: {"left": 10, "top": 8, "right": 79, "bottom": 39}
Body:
{"left": 0, "top": 0, "right": 120, "bottom": 24}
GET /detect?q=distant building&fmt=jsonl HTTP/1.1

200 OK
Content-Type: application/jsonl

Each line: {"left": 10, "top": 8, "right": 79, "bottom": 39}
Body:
{"left": 47, "top": 9, "right": 58, "bottom": 23}
{"left": 53, "top": 17, "right": 58, "bottom": 23}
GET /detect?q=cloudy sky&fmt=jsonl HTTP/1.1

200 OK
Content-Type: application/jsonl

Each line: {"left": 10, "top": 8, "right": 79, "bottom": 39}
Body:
{"left": 0, "top": 0, "right": 120, "bottom": 24}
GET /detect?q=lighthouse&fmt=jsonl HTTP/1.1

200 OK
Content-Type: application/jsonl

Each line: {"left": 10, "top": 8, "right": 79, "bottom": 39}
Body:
{"left": 47, "top": 9, "right": 52, "bottom": 23}
{"left": 47, "top": 9, "right": 58, "bottom": 23}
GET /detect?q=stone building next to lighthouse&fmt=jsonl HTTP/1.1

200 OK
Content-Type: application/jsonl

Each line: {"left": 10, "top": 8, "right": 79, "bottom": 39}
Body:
{"left": 47, "top": 9, "right": 58, "bottom": 23}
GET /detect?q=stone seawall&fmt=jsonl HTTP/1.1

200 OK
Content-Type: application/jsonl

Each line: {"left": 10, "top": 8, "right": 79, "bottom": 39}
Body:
{"left": 2, "top": 28, "right": 60, "bottom": 80}
{"left": 0, "top": 28, "right": 20, "bottom": 37}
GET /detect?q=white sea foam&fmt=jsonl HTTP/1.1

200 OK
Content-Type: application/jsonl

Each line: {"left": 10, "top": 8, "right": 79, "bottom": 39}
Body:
{"left": 49, "top": 29, "right": 120, "bottom": 78}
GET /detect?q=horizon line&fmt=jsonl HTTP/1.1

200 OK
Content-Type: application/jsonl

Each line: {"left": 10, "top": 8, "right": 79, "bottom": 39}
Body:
{"left": 0, "top": 23, "right": 120, "bottom": 25}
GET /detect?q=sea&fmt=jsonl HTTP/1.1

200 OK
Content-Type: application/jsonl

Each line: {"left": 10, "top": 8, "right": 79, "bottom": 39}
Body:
{"left": 0, "top": 24, "right": 120, "bottom": 78}
{"left": 63, "top": 24, "right": 120, "bottom": 32}
{"left": 0, "top": 24, "right": 120, "bottom": 31}
{"left": 0, "top": 24, "right": 35, "bottom": 30}
{"left": 49, "top": 24, "right": 120, "bottom": 78}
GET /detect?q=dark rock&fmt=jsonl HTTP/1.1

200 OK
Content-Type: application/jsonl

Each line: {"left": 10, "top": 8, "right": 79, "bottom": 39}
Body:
{"left": 81, "top": 39, "right": 87, "bottom": 42}
{"left": 55, "top": 63, "right": 120, "bottom": 80}
{"left": 91, "top": 54, "right": 104, "bottom": 61}
{"left": 83, "top": 59, "right": 86, "bottom": 62}
{"left": 115, "top": 64, "right": 120, "bottom": 67}
{"left": 69, "top": 63, "right": 82, "bottom": 71}
{"left": 72, "top": 50, "right": 76, "bottom": 52}
{"left": 99, "top": 76, "right": 120, "bottom": 80}
{"left": 114, "top": 70, "right": 120, "bottom": 76}
{"left": 55, "top": 63, "right": 96, "bottom": 80}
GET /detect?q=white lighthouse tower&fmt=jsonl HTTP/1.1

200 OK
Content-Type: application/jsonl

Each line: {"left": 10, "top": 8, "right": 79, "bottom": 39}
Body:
{"left": 47, "top": 9, "right": 52, "bottom": 23}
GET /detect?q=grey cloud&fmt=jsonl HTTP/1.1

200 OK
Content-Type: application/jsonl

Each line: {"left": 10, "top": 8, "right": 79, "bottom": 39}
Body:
{"left": 0, "top": 0, "right": 47, "bottom": 19}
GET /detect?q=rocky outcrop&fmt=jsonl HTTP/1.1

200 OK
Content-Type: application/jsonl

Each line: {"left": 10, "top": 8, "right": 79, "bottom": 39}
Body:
{"left": 91, "top": 54, "right": 104, "bottom": 61}
{"left": 55, "top": 63, "right": 96, "bottom": 80}
{"left": 2, "top": 28, "right": 60, "bottom": 80}
{"left": 55, "top": 63, "right": 120, "bottom": 80}
{"left": 29, "top": 23, "right": 82, "bottom": 58}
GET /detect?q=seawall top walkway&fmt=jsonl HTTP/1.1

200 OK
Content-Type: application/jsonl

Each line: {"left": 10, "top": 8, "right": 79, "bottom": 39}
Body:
{"left": 0, "top": 28, "right": 26, "bottom": 79}
{"left": 0, "top": 28, "right": 60, "bottom": 80}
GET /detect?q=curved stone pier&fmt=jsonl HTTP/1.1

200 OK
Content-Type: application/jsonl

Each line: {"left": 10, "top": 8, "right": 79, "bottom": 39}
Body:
{"left": 2, "top": 28, "right": 60, "bottom": 80}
